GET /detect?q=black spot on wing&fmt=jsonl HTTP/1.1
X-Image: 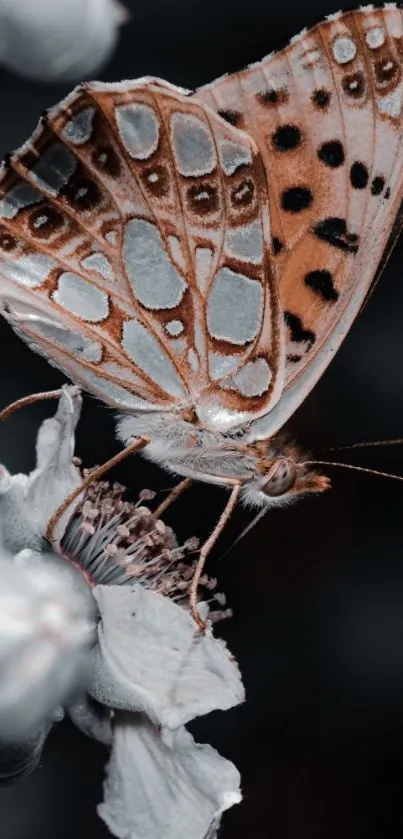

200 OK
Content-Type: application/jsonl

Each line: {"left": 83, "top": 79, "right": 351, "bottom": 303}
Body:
{"left": 187, "top": 183, "right": 219, "bottom": 215}
{"left": 28, "top": 205, "right": 64, "bottom": 239}
{"left": 217, "top": 109, "right": 242, "bottom": 127}
{"left": 257, "top": 87, "right": 288, "bottom": 106}
{"left": 305, "top": 269, "right": 339, "bottom": 302}
{"left": 312, "top": 88, "right": 331, "bottom": 109}
{"left": 231, "top": 178, "right": 255, "bottom": 208}
{"left": 272, "top": 124, "right": 302, "bottom": 151}
{"left": 350, "top": 161, "right": 369, "bottom": 190}
{"left": 272, "top": 237, "right": 284, "bottom": 255}
{"left": 371, "top": 176, "right": 385, "bottom": 196}
{"left": 281, "top": 186, "right": 313, "bottom": 213}
{"left": 342, "top": 71, "right": 365, "bottom": 99}
{"left": 284, "top": 311, "right": 315, "bottom": 348}
{"left": 317, "top": 140, "right": 345, "bottom": 168}
{"left": 92, "top": 145, "right": 121, "bottom": 178}
{"left": 375, "top": 56, "right": 398, "bottom": 85}
{"left": 62, "top": 173, "right": 101, "bottom": 211}
{"left": 313, "top": 217, "right": 359, "bottom": 254}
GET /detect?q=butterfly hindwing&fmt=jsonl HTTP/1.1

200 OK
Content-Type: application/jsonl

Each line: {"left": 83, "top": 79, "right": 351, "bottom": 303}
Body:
{"left": 196, "top": 5, "right": 403, "bottom": 436}
{"left": 0, "top": 80, "right": 283, "bottom": 426}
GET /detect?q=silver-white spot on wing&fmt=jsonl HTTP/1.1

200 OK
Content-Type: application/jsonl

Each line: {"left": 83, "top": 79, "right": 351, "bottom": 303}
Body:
{"left": 207, "top": 267, "right": 263, "bottom": 345}
{"left": 171, "top": 112, "right": 217, "bottom": 177}
{"left": 122, "top": 319, "right": 185, "bottom": 397}
{"left": 365, "top": 27, "right": 385, "bottom": 48}
{"left": 225, "top": 220, "right": 263, "bottom": 263}
{"left": 101, "top": 362, "right": 150, "bottom": 389}
{"left": 105, "top": 230, "right": 118, "bottom": 245}
{"left": 209, "top": 352, "right": 240, "bottom": 380}
{"left": 378, "top": 86, "right": 402, "bottom": 118}
{"left": 30, "top": 143, "right": 77, "bottom": 195}
{"left": 61, "top": 107, "right": 96, "bottom": 145}
{"left": 218, "top": 140, "right": 252, "bottom": 175}
{"left": 67, "top": 359, "right": 157, "bottom": 411}
{"left": 28, "top": 320, "right": 103, "bottom": 362}
{"left": 171, "top": 337, "right": 187, "bottom": 356}
{"left": 53, "top": 273, "right": 109, "bottom": 322}
{"left": 166, "top": 319, "right": 184, "bottom": 336}
{"left": 0, "top": 182, "right": 40, "bottom": 219}
{"left": 123, "top": 219, "right": 187, "bottom": 310}
{"left": 331, "top": 35, "right": 357, "bottom": 64}
{"left": 195, "top": 247, "right": 214, "bottom": 294}
{"left": 4, "top": 253, "right": 56, "bottom": 288}
{"left": 81, "top": 252, "right": 114, "bottom": 281}
{"left": 223, "top": 358, "right": 272, "bottom": 397}
{"left": 115, "top": 103, "right": 159, "bottom": 160}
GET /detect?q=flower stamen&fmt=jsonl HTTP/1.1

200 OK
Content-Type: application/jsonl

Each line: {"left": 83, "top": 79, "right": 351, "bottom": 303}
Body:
{"left": 59, "top": 479, "right": 231, "bottom": 621}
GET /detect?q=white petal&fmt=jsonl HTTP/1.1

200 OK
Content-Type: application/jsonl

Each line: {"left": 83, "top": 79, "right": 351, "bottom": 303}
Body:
{"left": 0, "top": 467, "right": 35, "bottom": 554}
{"left": 0, "top": 551, "right": 95, "bottom": 740}
{"left": 0, "top": 387, "right": 84, "bottom": 552}
{"left": 0, "top": 387, "right": 83, "bottom": 552}
{"left": 98, "top": 713, "right": 241, "bottom": 839}
{"left": 25, "top": 386, "right": 82, "bottom": 542}
{"left": 0, "top": 0, "right": 125, "bottom": 82}
{"left": 90, "top": 585, "right": 244, "bottom": 727}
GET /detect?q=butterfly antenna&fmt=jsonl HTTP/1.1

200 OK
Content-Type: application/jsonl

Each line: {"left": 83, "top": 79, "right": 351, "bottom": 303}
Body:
{"left": 303, "top": 459, "right": 403, "bottom": 484}
{"left": 324, "top": 438, "right": 403, "bottom": 453}
{"left": 0, "top": 389, "right": 63, "bottom": 422}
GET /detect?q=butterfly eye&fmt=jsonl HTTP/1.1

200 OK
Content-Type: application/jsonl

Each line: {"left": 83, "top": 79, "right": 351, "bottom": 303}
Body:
{"left": 261, "top": 459, "right": 297, "bottom": 497}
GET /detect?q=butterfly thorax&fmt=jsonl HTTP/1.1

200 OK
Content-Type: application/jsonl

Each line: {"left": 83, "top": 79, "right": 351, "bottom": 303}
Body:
{"left": 117, "top": 411, "right": 329, "bottom": 508}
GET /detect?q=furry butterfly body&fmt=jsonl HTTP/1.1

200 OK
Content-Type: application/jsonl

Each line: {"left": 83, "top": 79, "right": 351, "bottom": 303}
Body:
{"left": 0, "top": 5, "right": 401, "bottom": 513}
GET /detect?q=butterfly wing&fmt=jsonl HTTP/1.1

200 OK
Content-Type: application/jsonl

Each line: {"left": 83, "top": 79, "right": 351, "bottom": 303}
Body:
{"left": 0, "top": 80, "right": 284, "bottom": 428}
{"left": 195, "top": 5, "right": 403, "bottom": 438}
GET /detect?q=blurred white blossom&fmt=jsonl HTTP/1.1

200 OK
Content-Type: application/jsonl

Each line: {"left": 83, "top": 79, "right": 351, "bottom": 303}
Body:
{"left": 0, "top": 0, "right": 127, "bottom": 83}
{"left": 0, "top": 550, "right": 95, "bottom": 741}
{"left": 0, "top": 387, "right": 244, "bottom": 838}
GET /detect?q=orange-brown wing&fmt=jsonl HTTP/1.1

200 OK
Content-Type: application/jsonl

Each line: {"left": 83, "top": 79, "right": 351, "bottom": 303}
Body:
{"left": 195, "top": 5, "right": 403, "bottom": 437}
{"left": 0, "top": 80, "right": 283, "bottom": 429}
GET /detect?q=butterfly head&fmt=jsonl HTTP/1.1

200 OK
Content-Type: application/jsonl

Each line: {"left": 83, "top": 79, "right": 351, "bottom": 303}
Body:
{"left": 242, "top": 439, "right": 330, "bottom": 509}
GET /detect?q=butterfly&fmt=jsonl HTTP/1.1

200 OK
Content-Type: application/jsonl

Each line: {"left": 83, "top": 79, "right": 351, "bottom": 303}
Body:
{"left": 0, "top": 5, "right": 401, "bottom": 619}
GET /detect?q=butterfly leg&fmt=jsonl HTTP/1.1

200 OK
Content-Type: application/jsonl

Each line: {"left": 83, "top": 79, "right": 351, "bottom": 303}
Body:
{"left": 0, "top": 388, "right": 63, "bottom": 422}
{"left": 189, "top": 481, "right": 242, "bottom": 631}
{"left": 153, "top": 477, "right": 193, "bottom": 518}
{"left": 46, "top": 436, "right": 150, "bottom": 543}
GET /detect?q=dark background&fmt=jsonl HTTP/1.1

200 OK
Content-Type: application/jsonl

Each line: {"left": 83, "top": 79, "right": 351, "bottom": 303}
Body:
{"left": 1, "top": 1, "right": 403, "bottom": 837}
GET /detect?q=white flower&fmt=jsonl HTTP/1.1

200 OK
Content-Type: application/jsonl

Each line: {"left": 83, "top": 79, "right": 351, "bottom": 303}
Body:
{"left": 0, "top": 387, "right": 244, "bottom": 838}
{"left": 0, "top": 0, "right": 127, "bottom": 83}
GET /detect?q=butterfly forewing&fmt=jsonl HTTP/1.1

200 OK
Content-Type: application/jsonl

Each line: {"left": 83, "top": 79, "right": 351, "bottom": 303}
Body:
{"left": 195, "top": 5, "right": 403, "bottom": 437}
{"left": 0, "top": 4, "right": 401, "bottom": 452}
{"left": 0, "top": 80, "right": 283, "bottom": 427}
